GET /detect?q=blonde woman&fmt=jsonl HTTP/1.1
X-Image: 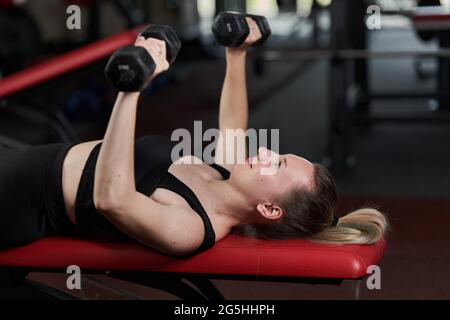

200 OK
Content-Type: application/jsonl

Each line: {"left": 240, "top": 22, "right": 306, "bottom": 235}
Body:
{"left": 0, "top": 19, "right": 388, "bottom": 256}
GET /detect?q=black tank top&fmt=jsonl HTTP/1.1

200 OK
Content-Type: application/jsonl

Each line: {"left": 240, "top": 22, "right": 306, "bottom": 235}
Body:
{"left": 74, "top": 135, "right": 230, "bottom": 254}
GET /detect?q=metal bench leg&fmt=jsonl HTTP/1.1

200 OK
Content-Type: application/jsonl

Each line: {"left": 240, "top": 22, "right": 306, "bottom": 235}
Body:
{"left": 351, "top": 280, "right": 362, "bottom": 300}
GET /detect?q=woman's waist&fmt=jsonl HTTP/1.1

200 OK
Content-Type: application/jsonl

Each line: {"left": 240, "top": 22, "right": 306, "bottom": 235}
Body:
{"left": 42, "top": 142, "right": 80, "bottom": 232}
{"left": 62, "top": 140, "right": 103, "bottom": 224}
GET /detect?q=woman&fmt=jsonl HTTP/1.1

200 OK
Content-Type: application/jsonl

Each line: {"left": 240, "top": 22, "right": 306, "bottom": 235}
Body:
{"left": 0, "top": 19, "right": 388, "bottom": 256}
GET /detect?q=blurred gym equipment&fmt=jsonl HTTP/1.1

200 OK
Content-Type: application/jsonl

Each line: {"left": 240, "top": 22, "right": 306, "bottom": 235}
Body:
{"left": 0, "top": 27, "right": 141, "bottom": 149}
{"left": 0, "top": 0, "right": 42, "bottom": 75}
{"left": 248, "top": 0, "right": 450, "bottom": 173}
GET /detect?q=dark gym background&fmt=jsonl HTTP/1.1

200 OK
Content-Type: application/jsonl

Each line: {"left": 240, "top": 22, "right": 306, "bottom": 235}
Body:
{"left": 1, "top": 0, "right": 449, "bottom": 299}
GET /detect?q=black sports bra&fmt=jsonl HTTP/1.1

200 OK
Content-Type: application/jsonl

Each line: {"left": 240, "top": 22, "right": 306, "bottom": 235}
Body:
{"left": 74, "top": 135, "right": 230, "bottom": 254}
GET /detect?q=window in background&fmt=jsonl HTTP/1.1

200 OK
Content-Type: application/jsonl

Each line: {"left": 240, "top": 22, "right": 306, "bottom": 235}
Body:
{"left": 375, "top": 0, "right": 415, "bottom": 11}
{"left": 297, "top": 0, "right": 331, "bottom": 17}
{"left": 315, "top": 0, "right": 332, "bottom": 6}
{"left": 297, "top": 0, "right": 313, "bottom": 16}
{"left": 198, "top": 0, "right": 215, "bottom": 20}
{"left": 247, "top": 0, "right": 279, "bottom": 17}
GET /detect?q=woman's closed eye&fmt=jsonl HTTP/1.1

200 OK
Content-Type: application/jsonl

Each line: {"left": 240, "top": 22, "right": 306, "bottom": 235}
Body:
{"left": 278, "top": 158, "right": 287, "bottom": 170}
{"left": 273, "top": 160, "right": 282, "bottom": 173}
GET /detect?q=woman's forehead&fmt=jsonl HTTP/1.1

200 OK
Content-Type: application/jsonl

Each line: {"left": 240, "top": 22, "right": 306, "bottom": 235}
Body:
{"left": 285, "top": 154, "right": 313, "bottom": 166}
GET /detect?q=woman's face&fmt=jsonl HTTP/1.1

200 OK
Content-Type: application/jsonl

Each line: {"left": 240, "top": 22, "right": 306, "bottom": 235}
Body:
{"left": 229, "top": 147, "right": 316, "bottom": 207}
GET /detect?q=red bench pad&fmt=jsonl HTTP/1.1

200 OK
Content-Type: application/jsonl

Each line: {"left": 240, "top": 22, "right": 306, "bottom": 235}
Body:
{"left": 0, "top": 235, "right": 386, "bottom": 280}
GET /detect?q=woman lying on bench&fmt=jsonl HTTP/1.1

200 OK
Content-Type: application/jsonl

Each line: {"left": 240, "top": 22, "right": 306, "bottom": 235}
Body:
{"left": 0, "top": 19, "right": 388, "bottom": 257}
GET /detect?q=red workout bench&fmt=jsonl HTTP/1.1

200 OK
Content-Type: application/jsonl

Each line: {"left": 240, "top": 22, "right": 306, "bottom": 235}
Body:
{"left": 0, "top": 232, "right": 386, "bottom": 300}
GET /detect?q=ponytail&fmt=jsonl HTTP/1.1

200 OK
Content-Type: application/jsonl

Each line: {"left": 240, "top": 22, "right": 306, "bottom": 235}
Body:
{"left": 309, "top": 208, "right": 389, "bottom": 245}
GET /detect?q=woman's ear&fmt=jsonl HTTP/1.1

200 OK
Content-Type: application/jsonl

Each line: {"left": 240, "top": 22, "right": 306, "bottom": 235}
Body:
{"left": 256, "top": 202, "right": 283, "bottom": 221}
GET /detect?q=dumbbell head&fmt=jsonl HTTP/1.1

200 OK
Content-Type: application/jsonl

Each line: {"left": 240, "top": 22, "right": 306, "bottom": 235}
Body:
{"left": 211, "top": 11, "right": 250, "bottom": 47}
{"left": 139, "top": 24, "right": 181, "bottom": 64}
{"left": 105, "top": 24, "right": 181, "bottom": 92}
{"left": 105, "top": 45, "right": 155, "bottom": 92}
{"left": 245, "top": 14, "right": 271, "bottom": 46}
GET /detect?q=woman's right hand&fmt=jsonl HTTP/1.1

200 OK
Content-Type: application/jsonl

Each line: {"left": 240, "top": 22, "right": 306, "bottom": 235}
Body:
{"left": 135, "top": 36, "right": 170, "bottom": 80}
{"left": 230, "top": 17, "right": 263, "bottom": 53}
{"left": 226, "top": 17, "right": 262, "bottom": 58}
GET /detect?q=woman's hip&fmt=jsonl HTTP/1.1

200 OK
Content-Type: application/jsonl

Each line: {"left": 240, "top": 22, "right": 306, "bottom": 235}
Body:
{"left": 0, "top": 143, "right": 74, "bottom": 248}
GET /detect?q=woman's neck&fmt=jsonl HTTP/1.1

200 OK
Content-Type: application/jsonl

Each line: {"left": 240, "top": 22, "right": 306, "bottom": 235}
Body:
{"left": 205, "top": 178, "right": 256, "bottom": 230}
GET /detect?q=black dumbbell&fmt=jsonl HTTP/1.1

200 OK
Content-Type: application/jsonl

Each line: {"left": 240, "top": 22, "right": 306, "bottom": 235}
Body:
{"left": 211, "top": 11, "right": 271, "bottom": 48}
{"left": 105, "top": 25, "right": 181, "bottom": 92}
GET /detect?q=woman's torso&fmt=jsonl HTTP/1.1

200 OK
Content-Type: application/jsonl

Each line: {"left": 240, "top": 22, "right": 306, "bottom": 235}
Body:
{"left": 61, "top": 137, "right": 231, "bottom": 241}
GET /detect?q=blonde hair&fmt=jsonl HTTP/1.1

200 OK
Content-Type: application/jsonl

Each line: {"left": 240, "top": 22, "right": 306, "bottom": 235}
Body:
{"left": 309, "top": 207, "right": 389, "bottom": 245}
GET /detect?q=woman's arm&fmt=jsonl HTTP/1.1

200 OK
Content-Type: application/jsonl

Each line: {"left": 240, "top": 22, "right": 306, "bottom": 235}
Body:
{"left": 94, "top": 35, "right": 168, "bottom": 208}
{"left": 92, "top": 37, "right": 205, "bottom": 255}
{"left": 215, "top": 18, "right": 262, "bottom": 170}
{"left": 93, "top": 92, "right": 140, "bottom": 208}
{"left": 219, "top": 49, "right": 249, "bottom": 132}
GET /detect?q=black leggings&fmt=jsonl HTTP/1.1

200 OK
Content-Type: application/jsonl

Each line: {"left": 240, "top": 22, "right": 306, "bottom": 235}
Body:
{"left": 0, "top": 143, "right": 75, "bottom": 249}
